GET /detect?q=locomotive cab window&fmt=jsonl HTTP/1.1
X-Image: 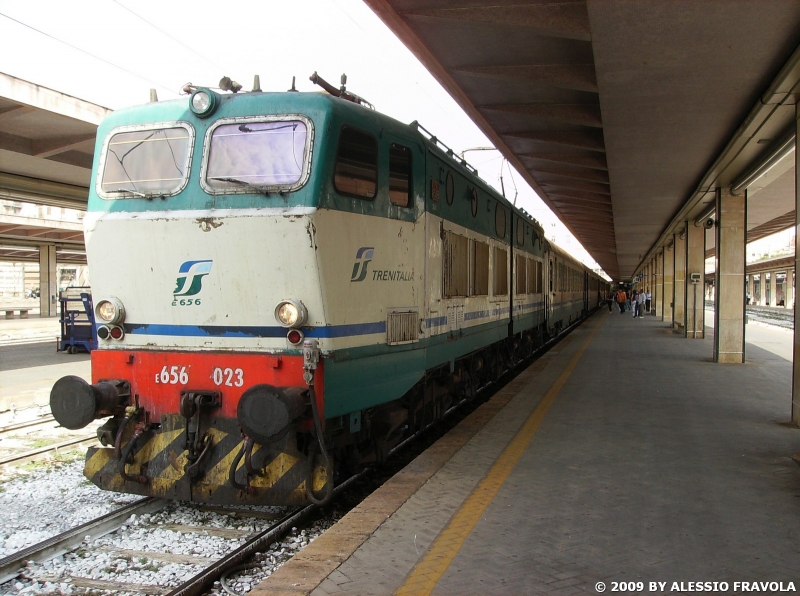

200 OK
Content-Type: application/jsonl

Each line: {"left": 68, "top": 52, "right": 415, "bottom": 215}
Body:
{"left": 334, "top": 127, "right": 378, "bottom": 199}
{"left": 389, "top": 143, "right": 412, "bottom": 207}
{"left": 99, "top": 123, "right": 194, "bottom": 199}
{"left": 203, "top": 117, "right": 311, "bottom": 194}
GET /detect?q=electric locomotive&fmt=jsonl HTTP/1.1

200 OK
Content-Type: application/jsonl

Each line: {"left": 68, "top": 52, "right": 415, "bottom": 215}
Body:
{"left": 50, "top": 74, "right": 609, "bottom": 506}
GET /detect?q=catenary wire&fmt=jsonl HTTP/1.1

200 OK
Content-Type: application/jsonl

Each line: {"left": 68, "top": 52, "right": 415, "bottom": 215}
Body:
{"left": 0, "top": 11, "right": 174, "bottom": 95}
{"left": 110, "top": 0, "right": 228, "bottom": 73}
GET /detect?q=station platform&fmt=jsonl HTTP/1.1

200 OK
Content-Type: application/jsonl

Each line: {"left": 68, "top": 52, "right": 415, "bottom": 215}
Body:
{"left": 253, "top": 310, "right": 800, "bottom": 596}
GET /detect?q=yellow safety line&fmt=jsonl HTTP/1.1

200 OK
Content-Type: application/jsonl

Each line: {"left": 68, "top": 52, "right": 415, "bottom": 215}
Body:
{"left": 395, "top": 314, "right": 606, "bottom": 596}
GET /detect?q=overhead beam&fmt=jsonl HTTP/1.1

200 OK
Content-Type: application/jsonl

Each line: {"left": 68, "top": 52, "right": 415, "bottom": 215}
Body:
{"left": 529, "top": 164, "right": 610, "bottom": 185}
{"left": 403, "top": 2, "right": 591, "bottom": 41}
{"left": 503, "top": 130, "right": 606, "bottom": 151}
{"left": 32, "top": 133, "right": 96, "bottom": 158}
{"left": 452, "top": 64, "right": 598, "bottom": 93}
{"left": 519, "top": 151, "right": 607, "bottom": 170}
{"left": 479, "top": 103, "right": 602, "bottom": 128}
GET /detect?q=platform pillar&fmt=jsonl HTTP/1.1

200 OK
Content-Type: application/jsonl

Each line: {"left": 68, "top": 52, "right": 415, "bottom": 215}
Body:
{"left": 747, "top": 274, "right": 753, "bottom": 305}
{"left": 663, "top": 243, "right": 674, "bottom": 323}
{"left": 793, "top": 102, "right": 800, "bottom": 424}
{"left": 713, "top": 187, "right": 746, "bottom": 364}
{"left": 685, "top": 222, "right": 704, "bottom": 338}
{"left": 38, "top": 243, "right": 57, "bottom": 318}
{"left": 768, "top": 271, "right": 777, "bottom": 306}
{"left": 786, "top": 269, "right": 794, "bottom": 309}
{"left": 673, "top": 228, "right": 686, "bottom": 330}
{"left": 655, "top": 251, "right": 663, "bottom": 317}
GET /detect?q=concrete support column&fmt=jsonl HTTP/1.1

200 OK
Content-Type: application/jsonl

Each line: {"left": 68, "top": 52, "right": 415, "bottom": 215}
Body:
{"left": 793, "top": 101, "right": 800, "bottom": 424}
{"left": 714, "top": 187, "right": 746, "bottom": 364}
{"left": 655, "top": 251, "right": 663, "bottom": 317}
{"left": 38, "top": 243, "right": 57, "bottom": 317}
{"left": 786, "top": 269, "right": 794, "bottom": 309}
{"left": 685, "top": 222, "right": 705, "bottom": 338}
{"left": 747, "top": 274, "right": 754, "bottom": 305}
{"left": 673, "top": 228, "right": 687, "bottom": 330}
{"left": 663, "top": 244, "right": 674, "bottom": 323}
{"left": 760, "top": 274, "right": 767, "bottom": 306}
{"left": 769, "top": 271, "right": 777, "bottom": 307}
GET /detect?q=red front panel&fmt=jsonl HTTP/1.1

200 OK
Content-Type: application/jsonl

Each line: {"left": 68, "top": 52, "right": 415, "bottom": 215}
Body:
{"left": 92, "top": 350, "right": 324, "bottom": 419}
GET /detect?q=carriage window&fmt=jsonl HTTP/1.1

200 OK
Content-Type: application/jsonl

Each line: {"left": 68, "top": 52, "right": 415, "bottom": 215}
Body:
{"left": 526, "top": 258, "right": 535, "bottom": 294}
{"left": 443, "top": 231, "right": 469, "bottom": 297}
{"left": 205, "top": 119, "right": 309, "bottom": 193}
{"left": 472, "top": 240, "right": 489, "bottom": 296}
{"left": 100, "top": 125, "right": 192, "bottom": 198}
{"left": 494, "top": 247, "right": 508, "bottom": 296}
{"left": 334, "top": 127, "right": 377, "bottom": 199}
{"left": 515, "top": 254, "right": 526, "bottom": 295}
{"left": 389, "top": 143, "right": 412, "bottom": 207}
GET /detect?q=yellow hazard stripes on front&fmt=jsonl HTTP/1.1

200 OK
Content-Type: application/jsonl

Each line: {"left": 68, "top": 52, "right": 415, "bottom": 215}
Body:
{"left": 395, "top": 314, "right": 605, "bottom": 596}
{"left": 83, "top": 415, "right": 330, "bottom": 505}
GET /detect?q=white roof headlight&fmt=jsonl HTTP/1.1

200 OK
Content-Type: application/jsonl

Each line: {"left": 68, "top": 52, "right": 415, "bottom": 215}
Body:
{"left": 95, "top": 297, "right": 125, "bottom": 325}
{"left": 189, "top": 88, "right": 218, "bottom": 118}
{"left": 275, "top": 300, "right": 307, "bottom": 328}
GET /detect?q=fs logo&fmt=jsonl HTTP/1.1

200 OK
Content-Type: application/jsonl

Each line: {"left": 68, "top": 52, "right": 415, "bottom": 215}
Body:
{"left": 350, "top": 247, "right": 374, "bottom": 282}
{"left": 173, "top": 260, "right": 213, "bottom": 297}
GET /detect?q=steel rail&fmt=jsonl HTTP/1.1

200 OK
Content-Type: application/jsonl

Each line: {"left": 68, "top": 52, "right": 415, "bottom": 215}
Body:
{"left": 0, "top": 415, "right": 56, "bottom": 434}
{"left": 166, "top": 470, "right": 368, "bottom": 596}
{"left": 0, "top": 497, "right": 166, "bottom": 584}
{"left": 0, "top": 434, "right": 96, "bottom": 466}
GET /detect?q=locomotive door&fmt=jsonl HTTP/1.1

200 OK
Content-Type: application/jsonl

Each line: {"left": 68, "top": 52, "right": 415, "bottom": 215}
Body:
{"left": 546, "top": 256, "right": 555, "bottom": 332}
{"left": 584, "top": 270, "right": 589, "bottom": 315}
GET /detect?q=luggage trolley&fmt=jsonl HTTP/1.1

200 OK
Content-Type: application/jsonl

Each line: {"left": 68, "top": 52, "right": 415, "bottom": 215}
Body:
{"left": 58, "top": 287, "right": 96, "bottom": 353}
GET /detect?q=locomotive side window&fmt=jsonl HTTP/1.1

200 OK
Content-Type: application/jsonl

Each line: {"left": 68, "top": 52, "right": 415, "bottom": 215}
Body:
{"left": 443, "top": 231, "right": 469, "bottom": 297}
{"left": 494, "top": 247, "right": 508, "bottom": 296}
{"left": 495, "top": 204, "right": 506, "bottom": 238}
{"left": 205, "top": 119, "right": 309, "bottom": 193}
{"left": 549, "top": 260, "right": 554, "bottom": 293}
{"left": 526, "top": 258, "right": 535, "bottom": 294}
{"left": 472, "top": 240, "right": 490, "bottom": 296}
{"left": 389, "top": 143, "right": 412, "bottom": 207}
{"left": 99, "top": 124, "right": 193, "bottom": 198}
{"left": 536, "top": 260, "right": 543, "bottom": 293}
{"left": 515, "top": 254, "right": 526, "bottom": 295}
{"left": 334, "top": 127, "right": 377, "bottom": 199}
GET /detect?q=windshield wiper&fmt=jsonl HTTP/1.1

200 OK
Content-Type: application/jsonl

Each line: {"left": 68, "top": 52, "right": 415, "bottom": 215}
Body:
{"left": 210, "top": 176, "right": 271, "bottom": 196}
{"left": 110, "top": 187, "right": 147, "bottom": 198}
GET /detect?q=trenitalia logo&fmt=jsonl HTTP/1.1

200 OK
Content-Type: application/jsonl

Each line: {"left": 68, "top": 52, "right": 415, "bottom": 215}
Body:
{"left": 350, "top": 247, "right": 374, "bottom": 282}
{"left": 174, "top": 260, "right": 213, "bottom": 296}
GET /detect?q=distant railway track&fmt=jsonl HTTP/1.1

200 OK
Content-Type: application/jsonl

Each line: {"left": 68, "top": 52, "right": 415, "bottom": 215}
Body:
{"left": 0, "top": 434, "right": 96, "bottom": 467}
{"left": 0, "top": 415, "right": 56, "bottom": 435}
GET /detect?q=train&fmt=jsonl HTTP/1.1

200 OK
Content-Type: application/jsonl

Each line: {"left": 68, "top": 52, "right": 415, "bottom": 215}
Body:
{"left": 50, "top": 74, "right": 610, "bottom": 506}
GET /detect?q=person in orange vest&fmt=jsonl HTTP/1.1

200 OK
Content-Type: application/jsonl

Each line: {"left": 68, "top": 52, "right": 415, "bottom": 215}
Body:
{"left": 617, "top": 289, "right": 627, "bottom": 314}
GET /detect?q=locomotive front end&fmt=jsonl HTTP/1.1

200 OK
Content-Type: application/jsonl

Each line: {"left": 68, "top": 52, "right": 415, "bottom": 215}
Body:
{"left": 49, "top": 90, "right": 335, "bottom": 505}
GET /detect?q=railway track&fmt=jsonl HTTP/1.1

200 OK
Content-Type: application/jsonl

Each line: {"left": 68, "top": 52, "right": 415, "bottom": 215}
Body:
{"left": 0, "top": 469, "right": 369, "bottom": 596}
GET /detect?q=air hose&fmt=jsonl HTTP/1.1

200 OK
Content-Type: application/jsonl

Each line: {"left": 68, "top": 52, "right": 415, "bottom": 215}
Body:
{"left": 306, "top": 382, "right": 334, "bottom": 505}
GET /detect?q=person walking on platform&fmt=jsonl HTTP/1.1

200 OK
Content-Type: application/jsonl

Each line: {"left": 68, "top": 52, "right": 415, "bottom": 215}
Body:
{"left": 617, "top": 289, "right": 626, "bottom": 314}
{"left": 646, "top": 290, "right": 652, "bottom": 313}
{"left": 607, "top": 293, "right": 613, "bottom": 313}
{"left": 636, "top": 290, "right": 646, "bottom": 318}
{"left": 632, "top": 290, "right": 639, "bottom": 318}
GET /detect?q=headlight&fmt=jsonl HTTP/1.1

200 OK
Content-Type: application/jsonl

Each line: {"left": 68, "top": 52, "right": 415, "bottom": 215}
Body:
{"left": 189, "top": 88, "right": 218, "bottom": 118}
{"left": 274, "top": 300, "right": 307, "bottom": 328}
{"left": 95, "top": 297, "right": 125, "bottom": 325}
